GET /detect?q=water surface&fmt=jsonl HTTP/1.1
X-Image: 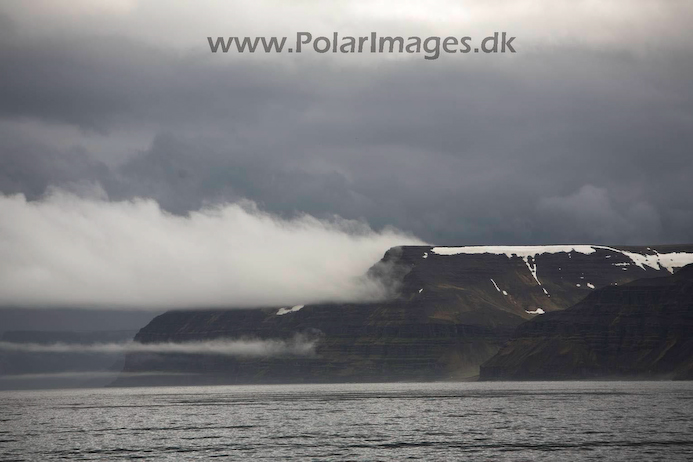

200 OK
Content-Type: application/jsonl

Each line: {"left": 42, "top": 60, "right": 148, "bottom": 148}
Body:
{"left": 1, "top": 381, "right": 691, "bottom": 461}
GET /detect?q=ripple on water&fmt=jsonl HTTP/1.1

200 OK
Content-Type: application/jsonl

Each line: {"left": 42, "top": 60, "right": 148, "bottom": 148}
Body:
{"left": 0, "top": 381, "right": 692, "bottom": 461}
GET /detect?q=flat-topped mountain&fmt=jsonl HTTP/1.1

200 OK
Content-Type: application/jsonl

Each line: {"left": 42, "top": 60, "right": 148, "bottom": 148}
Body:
{"left": 480, "top": 263, "right": 693, "bottom": 381}
{"left": 383, "top": 244, "right": 693, "bottom": 320}
{"left": 113, "top": 244, "right": 693, "bottom": 385}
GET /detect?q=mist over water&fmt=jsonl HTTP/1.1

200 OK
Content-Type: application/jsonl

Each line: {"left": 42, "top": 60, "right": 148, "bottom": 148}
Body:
{"left": 1, "top": 382, "right": 691, "bottom": 461}
{"left": 0, "top": 337, "right": 317, "bottom": 357}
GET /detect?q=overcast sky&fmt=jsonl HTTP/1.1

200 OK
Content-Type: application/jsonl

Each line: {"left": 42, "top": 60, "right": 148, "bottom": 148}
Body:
{"left": 2, "top": 0, "right": 693, "bottom": 246}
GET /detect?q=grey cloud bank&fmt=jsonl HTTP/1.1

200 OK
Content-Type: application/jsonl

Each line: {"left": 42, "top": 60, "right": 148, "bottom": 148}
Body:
{"left": 0, "top": 190, "right": 421, "bottom": 308}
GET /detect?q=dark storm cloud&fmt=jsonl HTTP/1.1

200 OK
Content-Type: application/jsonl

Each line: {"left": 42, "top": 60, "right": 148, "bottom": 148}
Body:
{"left": 0, "top": 19, "right": 312, "bottom": 133}
{"left": 0, "top": 125, "right": 114, "bottom": 199}
{"left": 1, "top": 4, "right": 692, "bottom": 247}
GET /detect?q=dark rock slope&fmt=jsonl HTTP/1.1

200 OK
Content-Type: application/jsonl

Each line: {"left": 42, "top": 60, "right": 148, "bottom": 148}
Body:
{"left": 480, "top": 264, "right": 693, "bottom": 380}
{"left": 114, "top": 245, "right": 693, "bottom": 385}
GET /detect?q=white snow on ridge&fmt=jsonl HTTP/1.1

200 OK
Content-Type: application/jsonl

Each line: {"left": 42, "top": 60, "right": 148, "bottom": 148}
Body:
{"left": 589, "top": 246, "right": 693, "bottom": 273}
{"left": 276, "top": 305, "right": 304, "bottom": 316}
{"left": 594, "top": 246, "right": 693, "bottom": 273}
{"left": 430, "top": 245, "right": 693, "bottom": 274}
{"left": 431, "top": 245, "right": 597, "bottom": 258}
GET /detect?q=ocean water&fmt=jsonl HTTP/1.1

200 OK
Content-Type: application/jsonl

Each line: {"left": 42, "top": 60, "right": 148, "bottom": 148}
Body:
{"left": 1, "top": 381, "right": 692, "bottom": 461}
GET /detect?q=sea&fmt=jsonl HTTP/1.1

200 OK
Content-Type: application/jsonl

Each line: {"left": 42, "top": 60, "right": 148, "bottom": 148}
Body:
{"left": 1, "top": 381, "right": 691, "bottom": 461}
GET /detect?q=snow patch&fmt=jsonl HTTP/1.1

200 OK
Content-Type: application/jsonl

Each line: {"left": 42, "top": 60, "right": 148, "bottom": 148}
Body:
{"left": 276, "top": 305, "right": 304, "bottom": 316}
{"left": 490, "top": 278, "right": 501, "bottom": 292}
{"left": 422, "top": 252, "right": 428, "bottom": 259}
{"left": 587, "top": 283, "right": 595, "bottom": 289}
{"left": 523, "top": 256, "right": 541, "bottom": 286}
{"left": 525, "top": 308, "right": 545, "bottom": 315}
{"left": 418, "top": 288, "right": 424, "bottom": 293}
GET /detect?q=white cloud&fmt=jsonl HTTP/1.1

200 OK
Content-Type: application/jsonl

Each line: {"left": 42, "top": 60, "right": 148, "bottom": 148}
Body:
{"left": 0, "top": 189, "right": 423, "bottom": 308}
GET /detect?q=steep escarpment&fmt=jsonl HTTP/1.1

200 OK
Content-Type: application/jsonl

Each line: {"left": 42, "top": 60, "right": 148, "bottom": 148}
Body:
{"left": 114, "top": 245, "right": 693, "bottom": 385}
{"left": 115, "top": 302, "right": 515, "bottom": 386}
{"left": 480, "top": 264, "right": 693, "bottom": 380}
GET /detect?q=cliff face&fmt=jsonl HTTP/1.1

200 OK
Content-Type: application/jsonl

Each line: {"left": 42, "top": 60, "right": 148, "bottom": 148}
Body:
{"left": 480, "top": 264, "right": 693, "bottom": 381}
{"left": 116, "top": 304, "right": 512, "bottom": 385}
{"left": 115, "top": 245, "right": 693, "bottom": 385}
